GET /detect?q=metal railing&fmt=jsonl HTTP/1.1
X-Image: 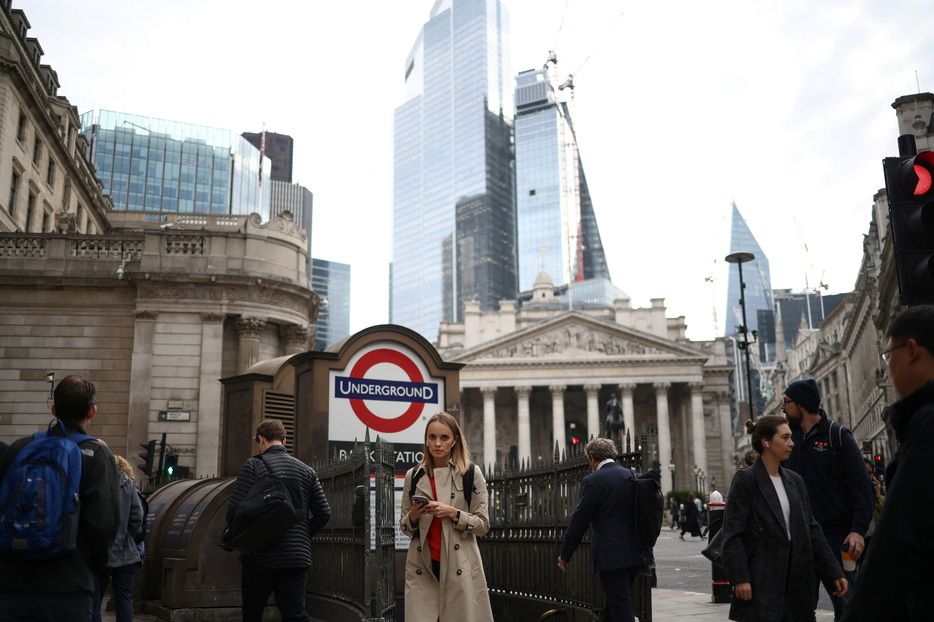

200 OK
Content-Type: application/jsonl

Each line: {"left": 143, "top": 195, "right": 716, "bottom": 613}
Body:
{"left": 309, "top": 433, "right": 395, "bottom": 622}
{"left": 482, "top": 434, "right": 650, "bottom": 621}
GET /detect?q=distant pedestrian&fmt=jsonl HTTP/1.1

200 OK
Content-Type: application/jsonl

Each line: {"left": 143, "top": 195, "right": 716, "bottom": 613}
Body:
{"left": 558, "top": 438, "right": 642, "bottom": 622}
{"left": 842, "top": 305, "right": 934, "bottom": 621}
{"left": 680, "top": 493, "right": 701, "bottom": 540}
{"left": 226, "top": 419, "right": 331, "bottom": 622}
{"left": 669, "top": 497, "right": 680, "bottom": 529}
{"left": 722, "top": 415, "right": 846, "bottom": 622}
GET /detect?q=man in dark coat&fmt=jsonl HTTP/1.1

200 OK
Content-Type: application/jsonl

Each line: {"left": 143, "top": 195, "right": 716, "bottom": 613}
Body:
{"left": 781, "top": 377, "right": 874, "bottom": 619}
{"left": 0, "top": 375, "right": 120, "bottom": 621}
{"left": 841, "top": 305, "right": 934, "bottom": 621}
{"left": 227, "top": 419, "right": 331, "bottom": 622}
{"left": 558, "top": 437, "right": 642, "bottom": 622}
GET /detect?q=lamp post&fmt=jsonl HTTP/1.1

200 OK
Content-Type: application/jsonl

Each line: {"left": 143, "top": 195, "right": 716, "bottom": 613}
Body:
{"left": 726, "top": 251, "right": 757, "bottom": 421}
{"left": 668, "top": 460, "right": 676, "bottom": 493}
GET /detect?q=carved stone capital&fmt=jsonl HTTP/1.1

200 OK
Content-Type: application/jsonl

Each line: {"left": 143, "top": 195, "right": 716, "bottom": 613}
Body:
{"left": 583, "top": 383, "right": 601, "bottom": 396}
{"left": 688, "top": 382, "right": 704, "bottom": 393}
{"left": 480, "top": 386, "right": 498, "bottom": 396}
{"left": 201, "top": 312, "right": 225, "bottom": 324}
{"left": 279, "top": 324, "right": 309, "bottom": 353}
{"left": 653, "top": 382, "right": 671, "bottom": 392}
{"left": 549, "top": 384, "right": 567, "bottom": 395}
{"left": 515, "top": 385, "right": 532, "bottom": 399}
{"left": 135, "top": 310, "right": 158, "bottom": 321}
{"left": 236, "top": 316, "right": 267, "bottom": 338}
{"left": 618, "top": 382, "right": 637, "bottom": 395}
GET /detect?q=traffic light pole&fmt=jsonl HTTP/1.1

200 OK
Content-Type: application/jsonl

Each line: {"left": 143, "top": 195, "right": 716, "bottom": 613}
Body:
{"left": 157, "top": 433, "right": 167, "bottom": 487}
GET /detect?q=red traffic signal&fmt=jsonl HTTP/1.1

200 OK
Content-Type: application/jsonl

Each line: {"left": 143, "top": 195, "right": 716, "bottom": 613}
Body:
{"left": 883, "top": 141, "right": 934, "bottom": 305}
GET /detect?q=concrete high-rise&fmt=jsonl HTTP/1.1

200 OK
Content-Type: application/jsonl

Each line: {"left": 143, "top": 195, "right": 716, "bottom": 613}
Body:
{"left": 392, "top": 0, "right": 516, "bottom": 342}
{"left": 243, "top": 131, "right": 294, "bottom": 183}
{"left": 514, "top": 67, "right": 610, "bottom": 291}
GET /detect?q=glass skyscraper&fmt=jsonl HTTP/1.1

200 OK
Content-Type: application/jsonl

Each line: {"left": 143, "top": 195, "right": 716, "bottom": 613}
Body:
{"left": 392, "top": 0, "right": 516, "bottom": 342}
{"left": 725, "top": 201, "right": 775, "bottom": 362}
{"left": 311, "top": 258, "right": 351, "bottom": 350}
{"left": 514, "top": 68, "right": 610, "bottom": 291}
{"left": 80, "top": 110, "right": 270, "bottom": 220}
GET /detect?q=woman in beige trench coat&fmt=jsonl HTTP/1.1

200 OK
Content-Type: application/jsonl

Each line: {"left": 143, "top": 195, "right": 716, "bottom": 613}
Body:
{"left": 399, "top": 412, "right": 494, "bottom": 622}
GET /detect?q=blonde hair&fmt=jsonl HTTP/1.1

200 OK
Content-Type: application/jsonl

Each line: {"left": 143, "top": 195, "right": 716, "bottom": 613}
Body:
{"left": 114, "top": 455, "right": 135, "bottom": 482}
{"left": 418, "top": 412, "right": 471, "bottom": 477}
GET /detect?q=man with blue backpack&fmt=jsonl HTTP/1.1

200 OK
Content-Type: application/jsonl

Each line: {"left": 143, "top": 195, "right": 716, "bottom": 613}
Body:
{"left": 0, "top": 375, "right": 120, "bottom": 622}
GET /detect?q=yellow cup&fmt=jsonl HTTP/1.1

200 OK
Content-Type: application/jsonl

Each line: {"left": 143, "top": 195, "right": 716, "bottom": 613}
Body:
{"left": 840, "top": 548, "right": 856, "bottom": 572}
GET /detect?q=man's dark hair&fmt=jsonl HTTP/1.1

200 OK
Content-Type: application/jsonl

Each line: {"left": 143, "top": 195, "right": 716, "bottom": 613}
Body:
{"left": 255, "top": 419, "right": 286, "bottom": 443}
{"left": 53, "top": 375, "right": 96, "bottom": 422}
{"left": 888, "top": 305, "right": 934, "bottom": 353}
{"left": 585, "top": 437, "right": 617, "bottom": 462}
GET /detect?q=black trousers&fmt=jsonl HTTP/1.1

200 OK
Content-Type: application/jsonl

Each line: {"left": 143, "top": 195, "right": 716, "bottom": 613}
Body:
{"left": 241, "top": 561, "right": 310, "bottom": 622}
{"left": 599, "top": 566, "right": 639, "bottom": 622}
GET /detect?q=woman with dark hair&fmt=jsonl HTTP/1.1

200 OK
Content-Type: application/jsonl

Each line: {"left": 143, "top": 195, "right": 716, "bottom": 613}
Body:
{"left": 399, "top": 412, "right": 493, "bottom": 622}
{"left": 722, "top": 414, "right": 847, "bottom": 622}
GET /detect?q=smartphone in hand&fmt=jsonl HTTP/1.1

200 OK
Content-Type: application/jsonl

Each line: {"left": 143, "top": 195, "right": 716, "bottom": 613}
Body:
{"left": 412, "top": 495, "right": 430, "bottom": 506}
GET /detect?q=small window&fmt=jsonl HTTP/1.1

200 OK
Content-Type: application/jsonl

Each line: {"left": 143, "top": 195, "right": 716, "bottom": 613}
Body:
{"left": 32, "top": 138, "right": 42, "bottom": 166}
{"left": 16, "top": 112, "right": 26, "bottom": 142}
{"left": 25, "top": 192, "right": 36, "bottom": 232}
{"left": 41, "top": 210, "right": 50, "bottom": 233}
{"left": 8, "top": 170, "right": 19, "bottom": 214}
{"left": 529, "top": 189, "right": 536, "bottom": 196}
{"left": 46, "top": 160, "right": 55, "bottom": 187}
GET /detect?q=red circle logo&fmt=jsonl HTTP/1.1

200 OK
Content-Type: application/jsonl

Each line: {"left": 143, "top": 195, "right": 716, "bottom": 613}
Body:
{"left": 348, "top": 348, "right": 427, "bottom": 434}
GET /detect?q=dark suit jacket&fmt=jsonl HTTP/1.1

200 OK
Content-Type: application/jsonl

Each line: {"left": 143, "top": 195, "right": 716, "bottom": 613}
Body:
{"left": 722, "top": 460, "right": 843, "bottom": 622}
{"left": 560, "top": 461, "right": 641, "bottom": 573}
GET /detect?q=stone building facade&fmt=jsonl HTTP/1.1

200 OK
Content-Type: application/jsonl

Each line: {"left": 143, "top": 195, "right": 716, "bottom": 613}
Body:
{"left": 438, "top": 273, "right": 735, "bottom": 493}
{"left": 0, "top": 3, "right": 318, "bottom": 482}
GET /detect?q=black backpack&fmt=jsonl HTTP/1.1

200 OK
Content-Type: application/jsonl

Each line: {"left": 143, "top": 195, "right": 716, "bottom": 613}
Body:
{"left": 630, "top": 468, "right": 664, "bottom": 549}
{"left": 409, "top": 463, "right": 477, "bottom": 508}
{"left": 220, "top": 454, "right": 304, "bottom": 555}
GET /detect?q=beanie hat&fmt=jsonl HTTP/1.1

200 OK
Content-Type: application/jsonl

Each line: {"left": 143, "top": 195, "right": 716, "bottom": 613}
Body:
{"left": 784, "top": 379, "right": 821, "bottom": 413}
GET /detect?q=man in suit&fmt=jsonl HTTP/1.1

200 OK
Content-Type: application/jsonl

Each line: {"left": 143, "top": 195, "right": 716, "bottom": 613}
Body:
{"left": 558, "top": 437, "right": 642, "bottom": 622}
{"left": 227, "top": 419, "right": 331, "bottom": 622}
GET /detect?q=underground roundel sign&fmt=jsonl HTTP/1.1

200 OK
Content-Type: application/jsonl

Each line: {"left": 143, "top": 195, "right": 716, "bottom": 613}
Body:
{"left": 329, "top": 342, "right": 443, "bottom": 443}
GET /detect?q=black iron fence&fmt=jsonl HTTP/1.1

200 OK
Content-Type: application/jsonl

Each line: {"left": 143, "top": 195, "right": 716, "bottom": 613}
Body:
{"left": 309, "top": 433, "right": 395, "bottom": 622}
{"left": 481, "top": 434, "right": 651, "bottom": 621}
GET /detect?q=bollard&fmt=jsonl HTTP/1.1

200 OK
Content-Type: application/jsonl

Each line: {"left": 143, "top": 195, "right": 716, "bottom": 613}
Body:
{"left": 706, "top": 501, "right": 731, "bottom": 603}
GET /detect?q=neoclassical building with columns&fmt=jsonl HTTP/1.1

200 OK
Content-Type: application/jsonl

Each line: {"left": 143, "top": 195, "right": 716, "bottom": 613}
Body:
{"left": 438, "top": 273, "right": 735, "bottom": 493}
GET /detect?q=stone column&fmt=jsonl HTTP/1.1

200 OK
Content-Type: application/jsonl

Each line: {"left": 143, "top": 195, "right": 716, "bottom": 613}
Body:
{"left": 718, "top": 390, "right": 734, "bottom": 490}
{"left": 481, "top": 386, "right": 498, "bottom": 469}
{"left": 127, "top": 310, "right": 157, "bottom": 482}
{"left": 236, "top": 316, "right": 266, "bottom": 373}
{"left": 516, "top": 385, "right": 532, "bottom": 463}
{"left": 619, "top": 383, "right": 636, "bottom": 443}
{"left": 654, "top": 382, "right": 672, "bottom": 474}
{"left": 690, "top": 382, "right": 708, "bottom": 477}
{"left": 550, "top": 384, "right": 567, "bottom": 453}
{"left": 197, "top": 313, "right": 225, "bottom": 478}
{"left": 584, "top": 383, "right": 601, "bottom": 440}
{"left": 279, "top": 323, "right": 309, "bottom": 355}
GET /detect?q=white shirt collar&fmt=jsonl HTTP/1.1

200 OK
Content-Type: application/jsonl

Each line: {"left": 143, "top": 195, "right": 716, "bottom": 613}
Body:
{"left": 597, "top": 458, "right": 615, "bottom": 470}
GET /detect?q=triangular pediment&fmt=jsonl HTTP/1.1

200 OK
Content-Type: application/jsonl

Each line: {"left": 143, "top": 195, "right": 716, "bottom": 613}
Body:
{"left": 451, "top": 311, "right": 707, "bottom": 364}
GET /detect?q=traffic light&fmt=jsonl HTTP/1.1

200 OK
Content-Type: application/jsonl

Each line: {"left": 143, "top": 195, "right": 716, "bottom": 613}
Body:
{"left": 873, "top": 452, "right": 885, "bottom": 478}
{"left": 883, "top": 141, "right": 934, "bottom": 305}
{"left": 164, "top": 453, "right": 179, "bottom": 477}
{"left": 138, "top": 440, "right": 156, "bottom": 477}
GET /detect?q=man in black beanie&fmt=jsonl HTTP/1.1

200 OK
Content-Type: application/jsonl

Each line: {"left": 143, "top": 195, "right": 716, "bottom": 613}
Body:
{"left": 782, "top": 378, "right": 874, "bottom": 621}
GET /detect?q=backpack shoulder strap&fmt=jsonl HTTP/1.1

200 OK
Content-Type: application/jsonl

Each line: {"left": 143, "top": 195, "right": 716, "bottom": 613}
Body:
{"left": 828, "top": 420, "right": 846, "bottom": 480}
{"left": 408, "top": 467, "right": 425, "bottom": 500}
{"left": 463, "top": 463, "right": 476, "bottom": 509}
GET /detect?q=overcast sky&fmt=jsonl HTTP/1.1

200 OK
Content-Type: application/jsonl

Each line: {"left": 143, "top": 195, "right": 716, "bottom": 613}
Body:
{"left": 17, "top": 0, "right": 934, "bottom": 342}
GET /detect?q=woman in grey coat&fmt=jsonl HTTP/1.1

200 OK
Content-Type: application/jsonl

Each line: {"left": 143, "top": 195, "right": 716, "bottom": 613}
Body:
{"left": 722, "top": 415, "right": 847, "bottom": 622}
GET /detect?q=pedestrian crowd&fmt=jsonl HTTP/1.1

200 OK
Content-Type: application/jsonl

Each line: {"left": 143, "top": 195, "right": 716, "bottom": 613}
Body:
{"left": 0, "top": 306, "right": 932, "bottom": 622}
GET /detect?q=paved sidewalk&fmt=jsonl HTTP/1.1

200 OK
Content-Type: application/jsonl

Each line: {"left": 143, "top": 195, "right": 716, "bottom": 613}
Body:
{"left": 651, "top": 587, "right": 836, "bottom": 621}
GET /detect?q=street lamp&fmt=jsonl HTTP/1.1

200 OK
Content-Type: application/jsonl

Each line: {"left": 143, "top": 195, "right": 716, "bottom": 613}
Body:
{"left": 668, "top": 460, "right": 676, "bottom": 493}
{"left": 726, "top": 251, "right": 757, "bottom": 421}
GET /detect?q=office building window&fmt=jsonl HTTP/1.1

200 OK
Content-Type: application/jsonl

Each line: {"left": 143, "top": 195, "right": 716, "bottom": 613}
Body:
{"left": 8, "top": 170, "right": 19, "bottom": 213}
{"left": 46, "top": 160, "right": 55, "bottom": 187}
{"left": 41, "top": 210, "right": 50, "bottom": 233}
{"left": 16, "top": 111, "right": 26, "bottom": 143}
{"left": 32, "top": 138, "right": 42, "bottom": 166}
{"left": 25, "top": 192, "right": 36, "bottom": 232}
